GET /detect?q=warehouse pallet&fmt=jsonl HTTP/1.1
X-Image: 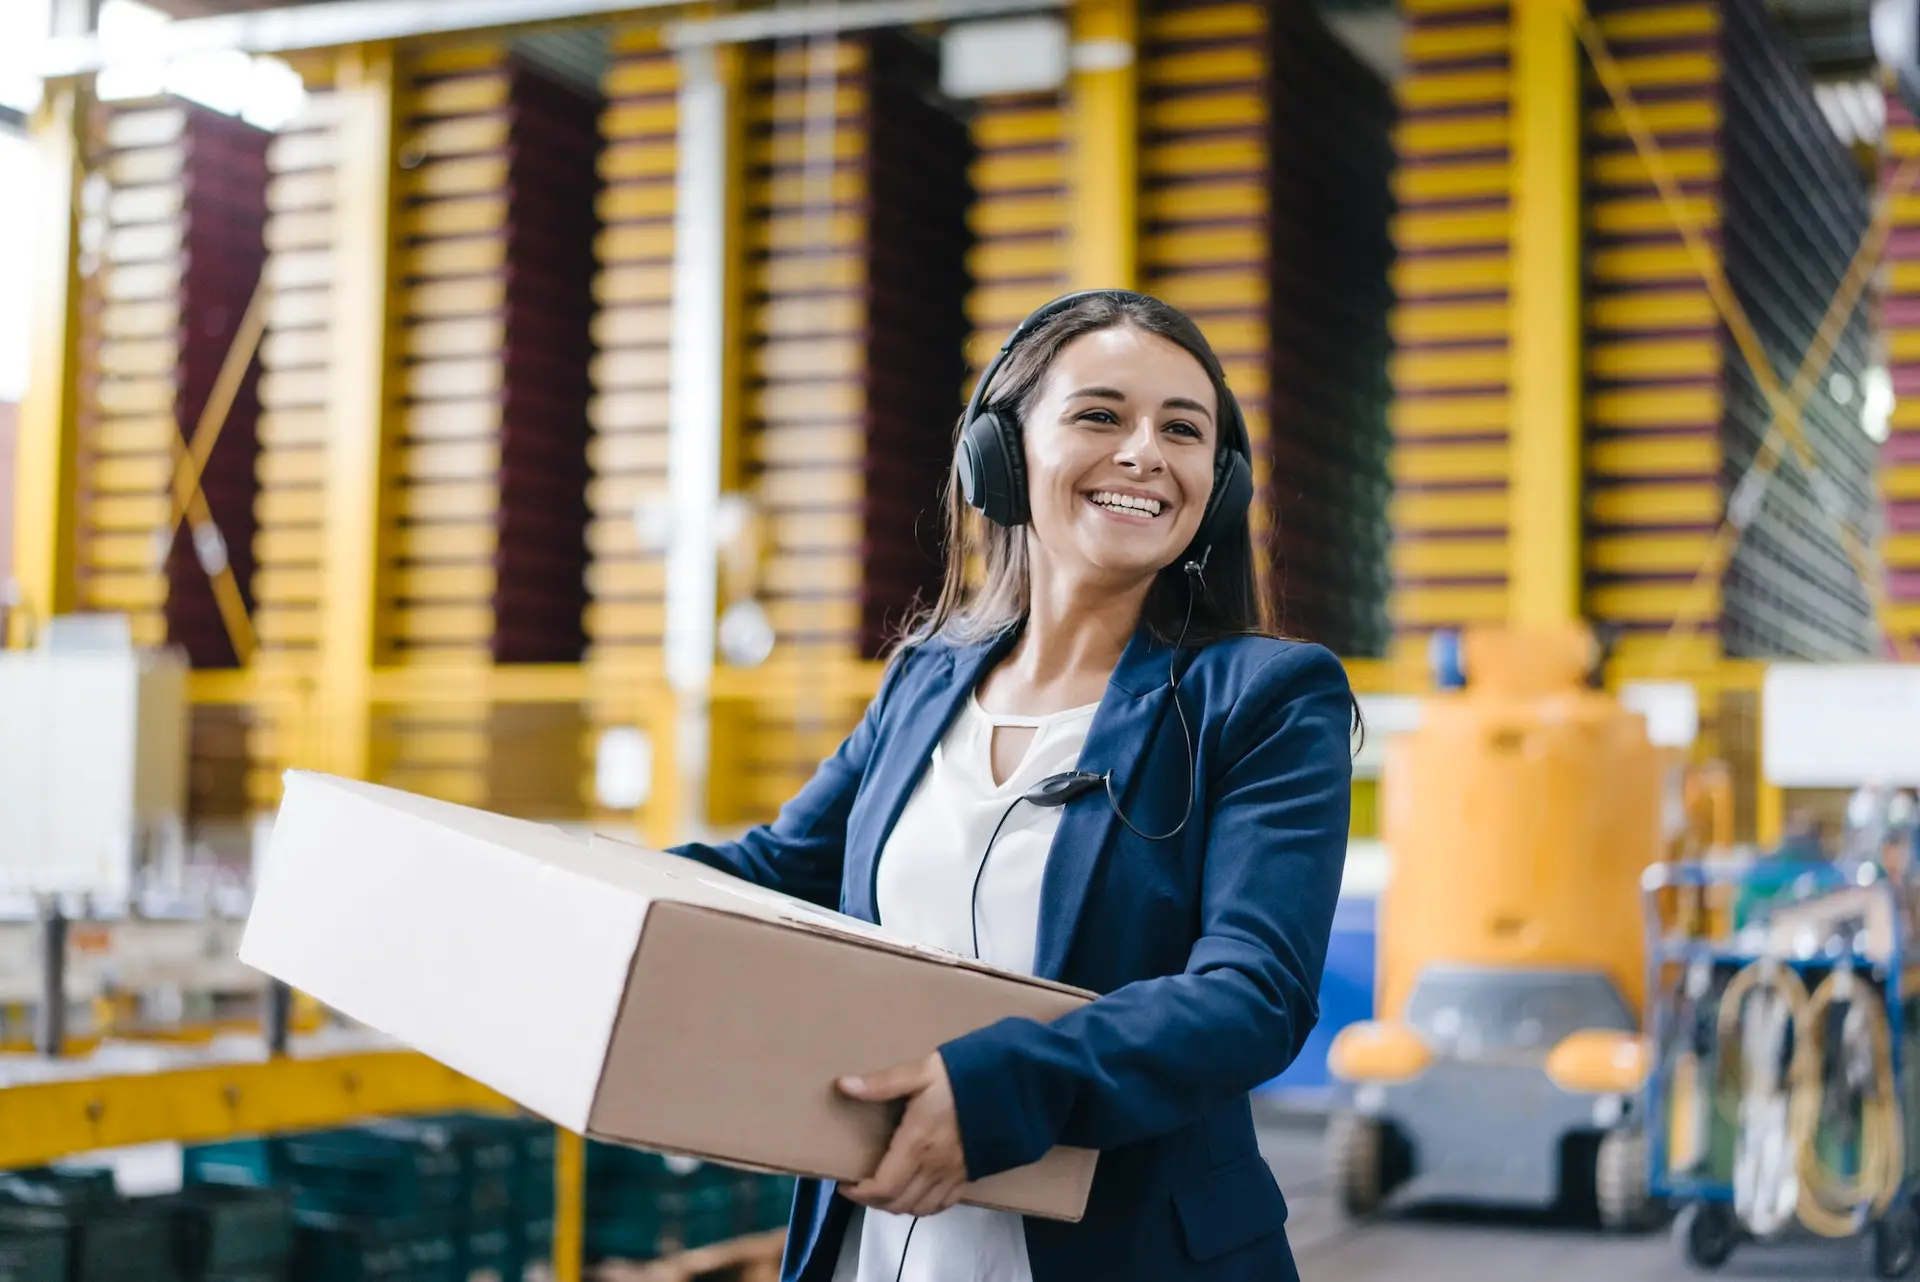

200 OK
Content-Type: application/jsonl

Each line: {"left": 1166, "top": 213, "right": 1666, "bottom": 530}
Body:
{"left": 595, "top": 1230, "right": 785, "bottom": 1282}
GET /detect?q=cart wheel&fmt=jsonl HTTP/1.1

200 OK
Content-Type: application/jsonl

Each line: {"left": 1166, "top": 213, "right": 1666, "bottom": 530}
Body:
{"left": 1869, "top": 1205, "right": 1920, "bottom": 1279}
{"left": 1596, "top": 1128, "right": 1654, "bottom": 1232}
{"left": 1327, "top": 1109, "right": 1387, "bottom": 1219}
{"left": 1673, "top": 1201, "right": 1739, "bottom": 1272}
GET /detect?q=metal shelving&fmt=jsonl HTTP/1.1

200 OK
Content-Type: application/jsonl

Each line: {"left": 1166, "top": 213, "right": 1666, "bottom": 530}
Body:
{"left": 1386, "top": 0, "right": 1516, "bottom": 654}
{"left": 1581, "top": 0, "right": 1877, "bottom": 664}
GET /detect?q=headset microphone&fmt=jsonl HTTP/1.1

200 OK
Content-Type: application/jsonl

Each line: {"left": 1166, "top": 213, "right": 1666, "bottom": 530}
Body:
{"left": 1024, "top": 771, "right": 1106, "bottom": 808}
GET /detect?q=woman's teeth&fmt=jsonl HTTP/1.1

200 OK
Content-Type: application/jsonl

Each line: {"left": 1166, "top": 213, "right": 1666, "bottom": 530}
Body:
{"left": 1089, "top": 491, "right": 1163, "bottom": 517}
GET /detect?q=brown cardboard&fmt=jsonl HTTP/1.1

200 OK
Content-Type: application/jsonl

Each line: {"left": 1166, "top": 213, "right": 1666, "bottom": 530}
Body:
{"left": 238, "top": 771, "right": 1098, "bottom": 1222}
{"left": 595, "top": 901, "right": 1097, "bottom": 1218}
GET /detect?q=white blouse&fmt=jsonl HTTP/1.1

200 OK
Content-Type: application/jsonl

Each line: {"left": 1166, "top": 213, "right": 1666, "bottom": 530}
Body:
{"left": 831, "top": 691, "right": 1100, "bottom": 1282}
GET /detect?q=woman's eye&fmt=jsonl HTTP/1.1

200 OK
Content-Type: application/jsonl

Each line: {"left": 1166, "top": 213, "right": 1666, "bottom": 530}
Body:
{"left": 1165, "top": 420, "right": 1202, "bottom": 439}
{"left": 1078, "top": 409, "right": 1118, "bottom": 425}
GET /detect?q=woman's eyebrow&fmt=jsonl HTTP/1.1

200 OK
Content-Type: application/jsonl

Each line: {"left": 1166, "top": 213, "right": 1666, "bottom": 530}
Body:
{"left": 1065, "top": 387, "right": 1215, "bottom": 423}
{"left": 1161, "top": 396, "right": 1214, "bottom": 422}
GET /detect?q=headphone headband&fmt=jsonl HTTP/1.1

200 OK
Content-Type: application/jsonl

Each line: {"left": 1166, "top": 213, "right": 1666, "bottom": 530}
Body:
{"left": 963, "top": 289, "right": 1151, "bottom": 432}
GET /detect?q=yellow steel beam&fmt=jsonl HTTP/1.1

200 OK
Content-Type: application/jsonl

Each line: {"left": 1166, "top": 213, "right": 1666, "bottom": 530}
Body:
{"left": 0, "top": 1049, "right": 506, "bottom": 1172}
{"left": 8, "top": 83, "right": 88, "bottom": 648}
{"left": 1067, "top": 0, "right": 1138, "bottom": 290}
{"left": 554, "top": 1128, "right": 586, "bottom": 1282}
{"left": 320, "top": 45, "right": 401, "bottom": 780}
{"left": 717, "top": 40, "right": 749, "bottom": 499}
{"left": 1509, "top": 0, "right": 1582, "bottom": 627}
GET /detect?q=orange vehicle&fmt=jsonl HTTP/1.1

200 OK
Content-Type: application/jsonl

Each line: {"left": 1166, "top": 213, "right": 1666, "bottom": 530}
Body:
{"left": 1326, "top": 624, "right": 1665, "bottom": 1228}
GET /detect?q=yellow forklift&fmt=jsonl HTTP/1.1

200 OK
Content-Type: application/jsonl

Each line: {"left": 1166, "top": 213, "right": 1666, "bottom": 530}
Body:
{"left": 1326, "top": 624, "right": 1665, "bottom": 1228}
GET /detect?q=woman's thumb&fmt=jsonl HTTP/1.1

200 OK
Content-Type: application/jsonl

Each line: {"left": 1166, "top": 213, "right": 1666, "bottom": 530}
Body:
{"left": 838, "top": 1059, "right": 926, "bottom": 1101}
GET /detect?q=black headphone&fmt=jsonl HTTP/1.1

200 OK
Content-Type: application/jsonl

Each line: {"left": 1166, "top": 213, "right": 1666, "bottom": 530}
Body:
{"left": 953, "top": 288, "right": 1257, "bottom": 568}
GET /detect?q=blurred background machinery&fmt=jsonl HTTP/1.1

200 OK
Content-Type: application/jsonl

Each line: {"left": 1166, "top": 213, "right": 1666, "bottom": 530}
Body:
{"left": 2, "top": 0, "right": 1920, "bottom": 1278}
{"left": 1325, "top": 623, "right": 1664, "bottom": 1228}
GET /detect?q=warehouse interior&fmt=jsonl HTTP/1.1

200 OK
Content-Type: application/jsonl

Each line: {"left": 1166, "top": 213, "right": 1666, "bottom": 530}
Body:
{"left": 5, "top": 0, "right": 1920, "bottom": 1277}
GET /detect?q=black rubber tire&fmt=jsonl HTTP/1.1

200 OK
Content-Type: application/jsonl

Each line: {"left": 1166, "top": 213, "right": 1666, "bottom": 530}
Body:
{"left": 1327, "top": 1109, "right": 1387, "bottom": 1220}
{"left": 1673, "top": 1200, "right": 1739, "bottom": 1272}
{"left": 1596, "top": 1128, "right": 1654, "bottom": 1232}
{"left": 1870, "top": 1205, "right": 1920, "bottom": 1280}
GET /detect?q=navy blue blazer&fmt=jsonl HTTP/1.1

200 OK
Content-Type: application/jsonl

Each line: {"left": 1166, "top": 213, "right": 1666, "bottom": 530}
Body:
{"left": 670, "top": 622, "right": 1353, "bottom": 1281}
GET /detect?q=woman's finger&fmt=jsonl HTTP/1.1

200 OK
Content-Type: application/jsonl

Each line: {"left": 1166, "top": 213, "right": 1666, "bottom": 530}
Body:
{"left": 890, "top": 1170, "right": 941, "bottom": 1218}
{"left": 845, "top": 1125, "right": 921, "bottom": 1207}
{"left": 918, "top": 1174, "right": 966, "bottom": 1218}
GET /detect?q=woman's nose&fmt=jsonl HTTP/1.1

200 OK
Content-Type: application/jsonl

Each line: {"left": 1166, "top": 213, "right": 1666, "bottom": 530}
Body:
{"left": 1115, "top": 419, "right": 1166, "bottom": 472}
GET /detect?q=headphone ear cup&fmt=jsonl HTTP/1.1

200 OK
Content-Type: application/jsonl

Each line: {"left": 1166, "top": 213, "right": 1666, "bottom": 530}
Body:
{"left": 1192, "top": 448, "right": 1254, "bottom": 559}
{"left": 955, "top": 409, "right": 1029, "bottom": 527}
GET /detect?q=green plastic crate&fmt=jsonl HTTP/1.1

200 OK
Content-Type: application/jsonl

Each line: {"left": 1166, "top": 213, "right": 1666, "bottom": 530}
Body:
{"left": 584, "top": 1183, "right": 738, "bottom": 1264}
{"left": 279, "top": 1132, "right": 462, "bottom": 1217}
{"left": 0, "top": 1217, "right": 68, "bottom": 1282}
{"left": 0, "top": 1169, "right": 118, "bottom": 1210}
{"left": 514, "top": 1215, "right": 552, "bottom": 1282}
{"left": 74, "top": 1201, "right": 180, "bottom": 1282}
{"left": 0, "top": 1199, "right": 179, "bottom": 1282}
{"left": 753, "top": 1175, "right": 796, "bottom": 1233}
{"left": 464, "top": 1221, "right": 518, "bottom": 1282}
{"left": 166, "top": 1184, "right": 294, "bottom": 1274}
{"left": 367, "top": 1119, "right": 516, "bottom": 1219}
{"left": 291, "top": 1211, "right": 459, "bottom": 1282}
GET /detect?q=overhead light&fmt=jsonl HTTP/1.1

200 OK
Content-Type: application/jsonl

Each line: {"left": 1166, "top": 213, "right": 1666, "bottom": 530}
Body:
{"left": 1864, "top": 366, "right": 1895, "bottom": 443}
{"left": 940, "top": 16, "right": 1068, "bottom": 99}
{"left": 595, "top": 727, "right": 653, "bottom": 811}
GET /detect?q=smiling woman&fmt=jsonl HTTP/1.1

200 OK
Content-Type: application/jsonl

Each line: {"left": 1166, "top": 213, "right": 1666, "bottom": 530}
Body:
{"left": 925, "top": 291, "right": 1266, "bottom": 657}
{"left": 670, "top": 290, "right": 1357, "bottom": 1282}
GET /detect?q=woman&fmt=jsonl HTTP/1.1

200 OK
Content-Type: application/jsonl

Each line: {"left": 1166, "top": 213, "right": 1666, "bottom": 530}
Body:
{"left": 671, "top": 290, "right": 1355, "bottom": 1281}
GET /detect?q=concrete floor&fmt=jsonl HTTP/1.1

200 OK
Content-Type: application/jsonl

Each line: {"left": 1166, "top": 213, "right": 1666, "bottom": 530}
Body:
{"left": 1259, "top": 1116, "right": 1891, "bottom": 1282}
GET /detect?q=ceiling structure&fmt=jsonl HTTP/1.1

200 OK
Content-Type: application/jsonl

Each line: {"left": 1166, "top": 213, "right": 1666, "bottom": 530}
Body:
{"left": 90, "top": 0, "right": 1895, "bottom": 142}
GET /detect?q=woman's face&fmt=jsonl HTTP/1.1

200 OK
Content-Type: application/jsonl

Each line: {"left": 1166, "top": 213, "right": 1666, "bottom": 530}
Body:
{"left": 1021, "top": 325, "right": 1221, "bottom": 587}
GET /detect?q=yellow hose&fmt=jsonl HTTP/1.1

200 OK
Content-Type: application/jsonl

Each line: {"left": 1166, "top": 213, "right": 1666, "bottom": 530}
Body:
{"left": 1788, "top": 970, "right": 1904, "bottom": 1238}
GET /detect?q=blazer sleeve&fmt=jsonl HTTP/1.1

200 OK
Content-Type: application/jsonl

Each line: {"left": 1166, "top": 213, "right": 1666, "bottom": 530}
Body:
{"left": 666, "top": 647, "right": 912, "bottom": 908}
{"left": 937, "top": 643, "right": 1353, "bottom": 1175}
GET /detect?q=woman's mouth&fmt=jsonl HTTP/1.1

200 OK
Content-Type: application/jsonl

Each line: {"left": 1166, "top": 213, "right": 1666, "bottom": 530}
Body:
{"left": 1086, "top": 491, "right": 1167, "bottom": 523}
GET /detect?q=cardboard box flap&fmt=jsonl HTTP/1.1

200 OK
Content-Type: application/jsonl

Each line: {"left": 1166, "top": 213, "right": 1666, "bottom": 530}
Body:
{"left": 238, "top": 772, "right": 649, "bottom": 1131}
{"left": 587, "top": 836, "right": 1092, "bottom": 1000}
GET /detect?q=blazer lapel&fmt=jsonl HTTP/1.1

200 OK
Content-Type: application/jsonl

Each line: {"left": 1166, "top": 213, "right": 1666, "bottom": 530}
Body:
{"left": 842, "top": 629, "right": 1018, "bottom": 923}
{"left": 1031, "top": 626, "right": 1180, "bottom": 982}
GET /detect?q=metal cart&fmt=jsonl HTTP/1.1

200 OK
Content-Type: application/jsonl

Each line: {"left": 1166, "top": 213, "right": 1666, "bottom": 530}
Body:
{"left": 1639, "top": 858, "right": 1920, "bottom": 1277}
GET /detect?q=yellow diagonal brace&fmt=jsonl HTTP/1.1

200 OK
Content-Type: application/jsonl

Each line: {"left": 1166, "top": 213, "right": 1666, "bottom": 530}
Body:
{"left": 1571, "top": 1, "right": 1915, "bottom": 663}
{"left": 1650, "top": 153, "right": 1920, "bottom": 673}
{"left": 160, "top": 278, "right": 270, "bottom": 666}
{"left": 168, "top": 278, "right": 269, "bottom": 533}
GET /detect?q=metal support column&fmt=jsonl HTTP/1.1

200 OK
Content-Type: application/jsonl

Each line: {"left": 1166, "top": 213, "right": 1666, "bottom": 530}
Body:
{"left": 662, "top": 44, "right": 735, "bottom": 843}
{"left": 8, "top": 83, "right": 88, "bottom": 648}
{"left": 1509, "top": 0, "right": 1583, "bottom": 626}
{"left": 34, "top": 899, "right": 67, "bottom": 1058}
{"left": 319, "top": 45, "right": 399, "bottom": 781}
{"left": 553, "top": 1128, "right": 586, "bottom": 1282}
{"left": 1067, "top": 0, "right": 1138, "bottom": 290}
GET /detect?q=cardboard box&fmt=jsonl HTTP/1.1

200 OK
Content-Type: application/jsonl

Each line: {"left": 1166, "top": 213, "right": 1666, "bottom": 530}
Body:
{"left": 238, "top": 771, "right": 1098, "bottom": 1221}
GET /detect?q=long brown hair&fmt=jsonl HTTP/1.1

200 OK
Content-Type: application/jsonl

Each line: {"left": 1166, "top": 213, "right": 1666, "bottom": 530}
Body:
{"left": 893, "top": 292, "right": 1276, "bottom": 656}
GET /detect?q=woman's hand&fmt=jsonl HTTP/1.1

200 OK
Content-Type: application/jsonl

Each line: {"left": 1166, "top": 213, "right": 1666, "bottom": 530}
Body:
{"left": 837, "top": 1053, "right": 969, "bottom": 1217}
